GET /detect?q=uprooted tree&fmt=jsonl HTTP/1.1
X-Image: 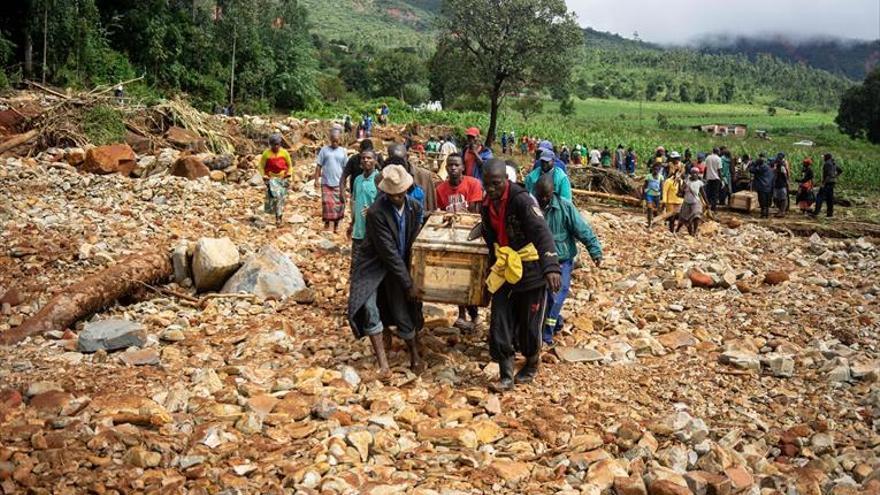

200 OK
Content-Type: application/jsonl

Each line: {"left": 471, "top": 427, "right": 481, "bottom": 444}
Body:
{"left": 434, "top": 0, "right": 582, "bottom": 147}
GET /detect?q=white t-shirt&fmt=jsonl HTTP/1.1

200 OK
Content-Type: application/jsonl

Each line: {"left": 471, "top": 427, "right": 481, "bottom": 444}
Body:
{"left": 589, "top": 149, "right": 601, "bottom": 165}
{"left": 704, "top": 154, "right": 722, "bottom": 181}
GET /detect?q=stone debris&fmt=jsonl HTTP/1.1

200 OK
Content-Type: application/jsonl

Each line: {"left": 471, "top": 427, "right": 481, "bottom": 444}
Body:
{"left": 1, "top": 125, "right": 880, "bottom": 494}
{"left": 221, "top": 244, "right": 306, "bottom": 300}
{"left": 76, "top": 319, "right": 146, "bottom": 352}
{"left": 191, "top": 236, "right": 241, "bottom": 292}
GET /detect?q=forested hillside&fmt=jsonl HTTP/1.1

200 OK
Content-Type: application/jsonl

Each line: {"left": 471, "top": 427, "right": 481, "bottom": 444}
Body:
{"left": 573, "top": 29, "right": 855, "bottom": 111}
{"left": 697, "top": 36, "right": 880, "bottom": 80}
{"left": 0, "top": 0, "right": 863, "bottom": 113}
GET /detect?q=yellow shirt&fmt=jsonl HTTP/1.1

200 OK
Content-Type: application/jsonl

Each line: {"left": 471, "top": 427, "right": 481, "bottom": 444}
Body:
{"left": 662, "top": 177, "right": 684, "bottom": 205}
{"left": 259, "top": 148, "right": 292, "bottom": 178}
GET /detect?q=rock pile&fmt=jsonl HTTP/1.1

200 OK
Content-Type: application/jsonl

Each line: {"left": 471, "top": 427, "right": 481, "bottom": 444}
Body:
{"left": 1, "top": 142, "right": 879, "bottom": 494}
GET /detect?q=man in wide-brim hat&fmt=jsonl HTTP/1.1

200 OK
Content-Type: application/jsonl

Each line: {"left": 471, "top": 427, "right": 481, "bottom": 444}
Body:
{"left": 347, "top": 164, "right": 426, "bottom": 377}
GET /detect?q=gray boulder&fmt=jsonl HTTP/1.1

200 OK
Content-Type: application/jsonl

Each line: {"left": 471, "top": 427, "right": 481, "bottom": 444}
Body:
{"left": 221, "top": 245, "right": 305, "bottom": 300}
{"left": 77, "top": 319, "right": 146, "bottom": 353}
{"left": 192, "top": 237, "right": 241, "bottom": 292}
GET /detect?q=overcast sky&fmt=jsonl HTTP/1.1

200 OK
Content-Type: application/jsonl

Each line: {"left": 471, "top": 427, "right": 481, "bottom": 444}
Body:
{"left": 565, "top": 0, "right": 880, "bottom": 44}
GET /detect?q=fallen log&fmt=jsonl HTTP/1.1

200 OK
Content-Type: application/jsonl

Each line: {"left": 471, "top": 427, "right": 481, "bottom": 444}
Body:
{"left": 0, "top": 129, "right": 39, "bottom": 154}
{"left": 571, "top": 188, "right": 642, "bottom": 206}
{"left": 0, "top": 250, "right": 172, "bottom": 346}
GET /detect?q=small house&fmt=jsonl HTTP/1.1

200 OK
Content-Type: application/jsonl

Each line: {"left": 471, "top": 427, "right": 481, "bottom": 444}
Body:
{"left": 692, "top": 123, "right": 748, "bottom": 137}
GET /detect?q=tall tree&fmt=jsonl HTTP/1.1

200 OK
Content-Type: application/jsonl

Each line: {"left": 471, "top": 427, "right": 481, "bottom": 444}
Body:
{"left": 836, "top": 68, "right": 880, "bottom": 144}
{"left": 435, "top": 0, "right": 581, "bottom": 146}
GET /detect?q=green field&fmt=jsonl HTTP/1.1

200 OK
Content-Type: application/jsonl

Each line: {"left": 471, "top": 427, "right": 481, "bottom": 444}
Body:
{"left": 304, "top": 97, "right": 878, "bottom": 193}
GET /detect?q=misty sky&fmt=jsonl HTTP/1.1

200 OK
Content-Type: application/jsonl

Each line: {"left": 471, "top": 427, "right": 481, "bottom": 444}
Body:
{"left": 565, "top": 0, "right": 880, "bottom": 44}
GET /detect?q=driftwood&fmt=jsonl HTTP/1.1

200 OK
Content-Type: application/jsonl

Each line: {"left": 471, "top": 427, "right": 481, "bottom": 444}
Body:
{"left": 0, "top": 129, "right": 39, "bottom": 154}
{"left": 572, "top": 188, "right": 642, "bottom": 206}
{"left": 0, "top": 250, "right": 172, "bottom": 346}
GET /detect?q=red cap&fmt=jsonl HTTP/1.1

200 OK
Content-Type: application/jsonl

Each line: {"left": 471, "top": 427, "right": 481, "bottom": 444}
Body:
{"left": 465, "top": 127, "right": 480, "bottom": 137}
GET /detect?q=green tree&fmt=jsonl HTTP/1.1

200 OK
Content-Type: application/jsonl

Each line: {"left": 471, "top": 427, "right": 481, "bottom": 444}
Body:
{"left": 435, "top": 0, "right": 582, "bottom": 146}
{"left": 836, "top": 67, "right": 880, "bottom": 144}
{"left": 371, "top": 49, "right": 427, "bottom": 101}
{"left": 693, "top": 84, "right": 708, "bottom": 104}
{"left": 559, "top": 96, "right": 575, "bottom": 116}
{"left": 720, "top": 79, "right": 735, "bottom": 103}
{"left": 678, "top": 81, "right": 691, "bottom": 102}
{"left": 511, "top": 94, "right": 543, "bottom": 122}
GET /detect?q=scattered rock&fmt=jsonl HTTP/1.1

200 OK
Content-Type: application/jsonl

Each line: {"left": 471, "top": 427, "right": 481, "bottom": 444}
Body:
{"left": 221, "top": 245, "right": 306, "bottom": 300}
{"left": 719, "top": 350, "right": 760, "bottom": 371}
{"left": 555, "top": 346, "right": 604, "bottom": 363}
{"left": 763, "top": 270, "right": 790, "bottom": 285}
{"left": 170, "top": 155, "right": 210, "bottom": 180}
{"left": 77, "top": 319, "right": 146, "bottom": 353}
{"left": 191, "top": 237, "right": 241, "bottom": 292}
{"left": 82, "top": 144, "right": 136, "bottom": 175}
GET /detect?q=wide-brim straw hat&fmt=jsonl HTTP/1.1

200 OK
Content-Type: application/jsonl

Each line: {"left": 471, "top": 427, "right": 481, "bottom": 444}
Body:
{"left": 378, "top": 165, "right": 413, "bottom": 195}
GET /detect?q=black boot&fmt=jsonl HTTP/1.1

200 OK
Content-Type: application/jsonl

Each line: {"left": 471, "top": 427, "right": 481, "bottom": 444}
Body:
{"left": 490, "top": 357, "right": 515, "bottom": 392}
{"left": 515, "top": 354, "right": 540, "bottom": 384}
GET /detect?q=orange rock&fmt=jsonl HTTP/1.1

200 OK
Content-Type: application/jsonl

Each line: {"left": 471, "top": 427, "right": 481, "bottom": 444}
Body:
{"left": 649, "top": 480, "right": 693, "bottom": 495}
{"left": 763, "top": 271, "right": 790, "bottom": 285}
{"left": 82, "top": 144, "right": 137, "bottom": 176}
{"left": 171, "top": 156, "right": 210, "bottom": 180}
{"left": 689, "top": 269, "right": 714, "bottom": 288}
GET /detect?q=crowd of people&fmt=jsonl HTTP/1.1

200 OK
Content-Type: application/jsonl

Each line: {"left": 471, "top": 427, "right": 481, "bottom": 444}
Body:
{"left": 258, "top": 125, "right": 842, "bottom": 387}
{"left": 259, "top": 127, "right": 602, "bottom": 389}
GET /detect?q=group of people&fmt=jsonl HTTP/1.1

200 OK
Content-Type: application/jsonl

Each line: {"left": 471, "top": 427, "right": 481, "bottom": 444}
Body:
{"left": 637, "top": 146, "right": 844, "bottom": 232}
{"left": 343, "top": 104, "right": 391, "bottom": 140}
{"left": 259, "top": 127, "right": 603, "bottom": 390}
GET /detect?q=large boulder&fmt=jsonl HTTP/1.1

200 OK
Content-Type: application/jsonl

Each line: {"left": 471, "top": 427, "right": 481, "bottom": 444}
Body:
{"left": 222, "top": 245, "right": 306, "bottom": 300}
{"left": 125, "top": 131, "right": 154, "bottom": 155}
{"left": 165, "top": 126, "right": 207, "bottom": 152}
{"left": 192, "top": 237, "right": 241, "bottom": 292}
{"left": 82, "top": 144, "right": 137, "bottom": 176}
{"left": 171, "top": 156, "right": 210, "bottom": 180}
{"left": 77, "top": 319, "right": 146, "bottom": 353}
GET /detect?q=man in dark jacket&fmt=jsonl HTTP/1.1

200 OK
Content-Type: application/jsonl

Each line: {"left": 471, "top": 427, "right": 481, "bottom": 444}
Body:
{"left": 749, "top": 156, "right": 774, "bottom": 218}
{"left": 812, "top": 153, "right": 843, "bottom": 218}
{"left": 348, "top": 165, "right": 425, "bottom": 378}
{"left": 481, "top": 159, "right": 561, "bottom": 391}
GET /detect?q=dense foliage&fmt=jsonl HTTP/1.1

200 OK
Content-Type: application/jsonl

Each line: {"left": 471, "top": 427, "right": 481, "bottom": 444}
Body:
{"left": 836, "top": 68, "right": 880, "bottom": 144}
{"left": 0, "top": 0, "right": 318, "bottom": 111}
{"left": 699, "top": 36, "right": 880, "bottom": 81}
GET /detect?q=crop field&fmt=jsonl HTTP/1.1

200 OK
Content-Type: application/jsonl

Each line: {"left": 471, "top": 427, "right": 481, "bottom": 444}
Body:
{"left": 306, "top": 97, "right": 877, "bottom": 193}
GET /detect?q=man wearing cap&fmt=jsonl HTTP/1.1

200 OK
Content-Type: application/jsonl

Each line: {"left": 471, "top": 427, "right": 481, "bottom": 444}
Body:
{"left": 348, "top": 164, "right": 426, "bottom": 377}
{"left": 315, "top": 129, "right": 348, "bottom": 233}
{"left": 532, "top": 140, "right": 567, "bottom": 173}
{"left": 259, "top": 134, "right": 293, "bottom": 226}
{"left": 463, "top": 127, "right": 493, "bottom": 182}
{"left": 481, "top": 159, "right": 561, "bottom": 391}
{"left": 525, "top": 149, "right": 573, "bottom": 201}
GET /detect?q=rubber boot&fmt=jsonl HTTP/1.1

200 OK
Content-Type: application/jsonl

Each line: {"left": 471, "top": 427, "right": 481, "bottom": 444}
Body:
{"left": 490, "top": 357, "right": 515, "bottom": 392}
{"left": 515, "top": 354, "right": 540, "bottom": 384}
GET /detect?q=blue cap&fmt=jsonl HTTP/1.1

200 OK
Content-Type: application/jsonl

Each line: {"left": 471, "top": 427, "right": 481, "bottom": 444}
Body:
{"left": 539, "top": 149, "right": 555, "bottom": 162}
{"left": 538, "top": 140, "right": 553, "bottom": 151}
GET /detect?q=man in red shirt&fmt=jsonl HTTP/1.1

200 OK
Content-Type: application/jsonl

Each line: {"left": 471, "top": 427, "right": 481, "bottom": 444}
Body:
{"left": 462, "top": 127, "right": 492, "bottom": 182}
{"left": 436, "top": 154, "right": 484, "bottom": 213}
{"left": 435, "top": 153, "right": 484, "bottom": 330}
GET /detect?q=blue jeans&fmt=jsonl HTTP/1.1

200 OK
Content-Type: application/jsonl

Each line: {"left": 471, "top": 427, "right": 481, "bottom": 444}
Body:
{"left": 543, "top": 259, "right": 573, "bottom": 344}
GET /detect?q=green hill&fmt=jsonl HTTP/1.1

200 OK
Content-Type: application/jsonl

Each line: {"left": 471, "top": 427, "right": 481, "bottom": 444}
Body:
{"left": 303, "top": 3, "right": 856, "bottom": 111}
{"left": 300, "top": 0, "right": 437, "bottom": 48}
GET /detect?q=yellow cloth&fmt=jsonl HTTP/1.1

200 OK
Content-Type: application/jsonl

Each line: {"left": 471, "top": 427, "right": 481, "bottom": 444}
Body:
{"left": 662, "top": 177, "right": 683, "bottom": 206}
{"left": 486, "top": 243, "right": 539, "bottom": 293}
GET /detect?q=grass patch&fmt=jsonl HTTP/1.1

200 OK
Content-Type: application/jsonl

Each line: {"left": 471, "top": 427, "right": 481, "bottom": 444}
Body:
{"left": 82, "top": 105, "right": 126, "bottom": 146}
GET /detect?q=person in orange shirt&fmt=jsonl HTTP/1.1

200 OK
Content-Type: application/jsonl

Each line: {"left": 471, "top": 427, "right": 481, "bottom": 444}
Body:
{"left": 259, "top": 134, "right": 293, "bottom": 226}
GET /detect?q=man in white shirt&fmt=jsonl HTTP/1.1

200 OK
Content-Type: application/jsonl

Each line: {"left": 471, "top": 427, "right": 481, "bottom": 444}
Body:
{"left": 704, "top": 147, "right": 723, "bottom": 212}
{"left": 589, "top": 148, "right": 601, "bottom": 166}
